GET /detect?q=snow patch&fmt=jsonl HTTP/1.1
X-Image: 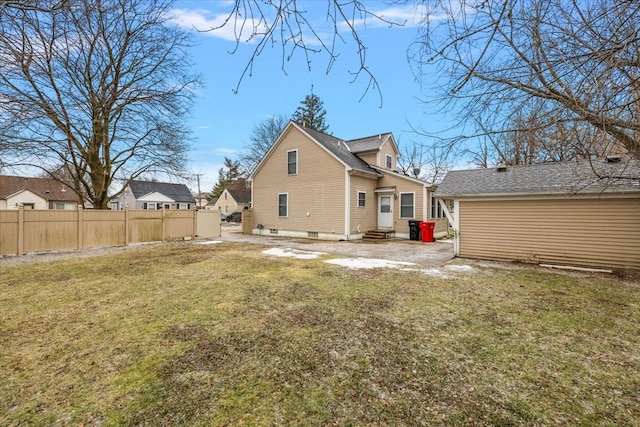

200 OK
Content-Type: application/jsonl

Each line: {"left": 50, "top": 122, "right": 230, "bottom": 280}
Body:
{"left": 263, "top": 247, "right": 326, "bottom": 260}
{"left": 325, "top": 258, "right": 419, "bottom": 270}
{"left": 445, "top": 264, "right": 476, "bottom": 273}
{"left": 195, "top": 240, "right": 223, "bottom": 245}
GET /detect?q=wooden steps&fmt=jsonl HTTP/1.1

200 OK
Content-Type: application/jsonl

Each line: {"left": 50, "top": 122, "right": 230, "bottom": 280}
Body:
{"left": 363, "top": 229, "right": 395, "bottom": 240}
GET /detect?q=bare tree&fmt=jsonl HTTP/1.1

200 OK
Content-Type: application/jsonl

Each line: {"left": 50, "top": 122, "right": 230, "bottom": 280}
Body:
{"left": 207, "top": 0, "right": 404, "bottom": 104}
{"left": 0, "top": 0, "right": 200, "bottom": 208}
{"left": 397, "top": 139, "right": 451, "bottom": 184}
{"left": 410, "top": 0, "right": 640, "bottom": 177}
{"left": 239, "top": 114, "right": 288, "bottom": 175}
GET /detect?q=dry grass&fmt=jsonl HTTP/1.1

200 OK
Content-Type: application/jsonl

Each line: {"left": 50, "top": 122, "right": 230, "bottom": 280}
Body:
{"left": 1, "top": 241, "right": 638, "bottom": 426}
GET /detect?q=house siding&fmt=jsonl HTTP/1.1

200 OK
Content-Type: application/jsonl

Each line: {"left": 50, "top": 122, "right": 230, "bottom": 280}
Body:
{"left": 252, "top": 126, "right": 347, "bottom": 237}
{"left": 379, "top": 140, "right": 397, "bottom": 170}
{"left": 357, "top": 152, "right": 378, "bottom": 167}
{"left": 376, "top": 172, "right": 426, "bottom": 236}
{"left": 458, "top": 197, "right": 640, "bottom": 269}
{"left": 349, "top": 175, "right": 378, "bottom": 235}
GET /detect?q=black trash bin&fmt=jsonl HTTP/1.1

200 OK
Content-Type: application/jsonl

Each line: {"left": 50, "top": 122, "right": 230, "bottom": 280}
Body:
{"left": 408, "top": 220, "right": 421, "bottom": 241}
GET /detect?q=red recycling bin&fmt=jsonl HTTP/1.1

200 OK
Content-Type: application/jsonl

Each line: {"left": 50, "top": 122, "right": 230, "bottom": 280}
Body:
{"left": 419, "top": 221, "right": 436, "bottom": 242}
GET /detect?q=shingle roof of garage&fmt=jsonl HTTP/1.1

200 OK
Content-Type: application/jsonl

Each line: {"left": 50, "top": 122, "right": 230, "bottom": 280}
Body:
{"left": 435, "top": 158, "right": 640, "bottom": 198}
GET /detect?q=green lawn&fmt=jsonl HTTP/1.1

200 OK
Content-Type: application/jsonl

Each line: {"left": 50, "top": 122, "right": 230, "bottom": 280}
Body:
{"left": 1, "top": 241, "right": 638, "bottom": 426}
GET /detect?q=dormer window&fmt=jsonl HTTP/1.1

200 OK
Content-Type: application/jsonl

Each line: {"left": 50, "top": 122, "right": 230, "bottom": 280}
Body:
{"left": 287, "top": 150, "right": 298, "bottom": 175}
{"left": 386, "top": 154, "right": 392, "bottom": 169}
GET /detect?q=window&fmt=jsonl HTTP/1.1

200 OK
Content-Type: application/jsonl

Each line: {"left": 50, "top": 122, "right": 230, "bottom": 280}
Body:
{"left": 287, "top": 150, "right": 298, "bottom": 175}
{"left": 180, "top": 203, "right": 188, "bottom": 210}
{"left": 386, "top": 154, "right": 392, "bottom": 169}
{"left": 278, "top": 193, "right": 288, "bottom": 217}
{"left": 55, "top": 203, "right": 65, "bottom": 210}
{"left": 224, "top": 192, "right": 227, "bottom": 200}
{"left": 430, "top": 194, "right": 444, "bottom": 219}
{"left": 357, "top": 191, "right": 366, "bottom": 208}
{"left": 146, "top": 202, "right": 157, "bottom": 210}
{"left": 400, "top": 192, "right": 414, "bottom": 218}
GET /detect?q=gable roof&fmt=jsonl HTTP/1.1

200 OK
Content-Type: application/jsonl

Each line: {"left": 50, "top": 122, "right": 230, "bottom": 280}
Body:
{"left": 128, "top": 180, "right": 195, "bottom": 203}
{"left": 346, "top": 133, "right": 395, "bottom": 154}
{"left": 0, "top": 175, "right": 78, "bottom": 202}
{"left": 295, "top": 124, "right": 381, "bottom": 177}
{"left": 226, "top": 180, "right": 251, "bottom": 204}
{"left": 435, "top": 158, "right": 640, "bottom": 198}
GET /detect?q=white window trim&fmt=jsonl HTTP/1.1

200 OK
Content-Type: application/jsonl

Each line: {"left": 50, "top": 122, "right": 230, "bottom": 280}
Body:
{"left": 399, "top": 192, "right": 415, "bottom": 219}
{"left": 430, "top": 194, "right": 443, "bottom": 219}
{"left": 386, "top": 154, "right": 392, "bottom": 169}
{"left": 357, "top": 191, "right": 366, "bottom": 208}
{"left": 278, "top": 193, "right": 288, "bottom": 217}
{"left": 287, "top": 149, "right": 298, "bottom": 175}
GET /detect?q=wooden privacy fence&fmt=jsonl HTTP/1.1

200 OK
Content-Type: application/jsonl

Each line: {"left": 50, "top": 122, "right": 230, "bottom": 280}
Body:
{"left": 0, "top": 207, "right": 220, "bottom": 256}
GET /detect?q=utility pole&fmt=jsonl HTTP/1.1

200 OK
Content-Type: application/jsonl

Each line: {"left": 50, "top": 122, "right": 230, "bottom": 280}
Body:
{"left": 194, "top": 173, "right": 203, "bottom": 208}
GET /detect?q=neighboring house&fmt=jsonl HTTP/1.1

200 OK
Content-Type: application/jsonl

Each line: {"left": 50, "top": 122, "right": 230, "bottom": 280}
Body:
{"left": 248, "top": 121, "right": 448, "bottom": 240}
{"left": 213, "top": 180, "right": 251, "bottom": 215}
{"left": 435, "top": 158, "right": 640, "bottom": 270}
{"left": 0, "top": 175, "right": 79, "bottom": 210}
{"left": 111, "top": 180, "right": 196, "bottom": 210}
{"left": 205, "top": 197, "right": 218, "bottom": 210}
{"left": 194, "top": 192, "right": 211, "bottom": 209}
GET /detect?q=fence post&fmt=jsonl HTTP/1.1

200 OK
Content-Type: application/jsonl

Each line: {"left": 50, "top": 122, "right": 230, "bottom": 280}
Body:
{"left": 17, "top": 204, "right": 24, "bottom": 256}
{"left": 193, "top": 209, "right": 197, "bottom": 238}
{"left": 124, "top": 207, "right": 129, "bottom": 246}
{"left": 77, "top": 206, "right": 84, "bottom": 250}
{"left": 161, "top": 207, "right": 166, "bottom": 242}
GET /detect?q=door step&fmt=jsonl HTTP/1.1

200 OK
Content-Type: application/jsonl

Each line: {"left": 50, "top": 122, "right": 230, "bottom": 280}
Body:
{"left": 363, "top": 229, "right": 395, "bottom": 240}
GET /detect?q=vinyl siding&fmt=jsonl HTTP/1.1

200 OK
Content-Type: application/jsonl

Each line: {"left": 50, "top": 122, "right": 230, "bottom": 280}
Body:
{"left": 458, "top": 197, "right": 640, "bottom": 269}
{"left": 376, "top": 172, "right": 426, "bottom": 235}
{"left": 379, "top": 141, "right": 397, "bottom": 170}
{"left": 252, "top": 126, "right": 346, "bottom": 235}
{"left": 349, "top": 175, "right": 378, "bottom": 234}
{"left": 357, "top": 152, "right": 378, "bottom": 167}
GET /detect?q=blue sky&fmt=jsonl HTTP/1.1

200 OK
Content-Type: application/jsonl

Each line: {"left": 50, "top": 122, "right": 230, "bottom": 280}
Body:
{"left": 170, "top": 1, "right": 450, "bottom": 193}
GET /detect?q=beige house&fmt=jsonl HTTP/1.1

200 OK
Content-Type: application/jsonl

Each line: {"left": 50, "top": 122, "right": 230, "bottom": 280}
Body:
{"left": 248, "top": 121, "right": 448, "bottom": 240}
{"left": 435, "top": 158, "right": 640, "bottom": 270}
{"left": 0, "top": 175, "right": 79, "bottom": 210}
{"left": 213, "top": 180, "right": 251, "bottom": 215}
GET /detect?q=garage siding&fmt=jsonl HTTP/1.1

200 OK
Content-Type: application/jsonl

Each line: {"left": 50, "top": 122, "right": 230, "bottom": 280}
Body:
{"left": 459, "top": 198, "right": 640, "bottom": 269}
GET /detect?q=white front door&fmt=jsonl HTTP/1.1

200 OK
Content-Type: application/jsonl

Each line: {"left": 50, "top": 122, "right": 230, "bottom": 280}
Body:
{"left": 378, "top": 195, "right": 393, "bottom": 228}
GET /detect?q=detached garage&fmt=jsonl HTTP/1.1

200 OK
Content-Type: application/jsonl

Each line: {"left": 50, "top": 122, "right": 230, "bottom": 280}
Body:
{"left": 435, "top": 159, "right": 640, "bottom": 270}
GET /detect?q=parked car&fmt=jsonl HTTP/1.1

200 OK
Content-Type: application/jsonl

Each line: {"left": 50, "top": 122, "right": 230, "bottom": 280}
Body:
{"left": 220, "top": 213, "right": 227, "bottom": 222}
{"left": 225, "top": 211, "right": 242, "bottom": 223}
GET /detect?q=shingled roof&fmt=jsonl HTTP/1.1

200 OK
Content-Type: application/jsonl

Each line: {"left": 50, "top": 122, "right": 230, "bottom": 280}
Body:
{"left": 345, "top": 133, "right": 393, "bottom": 153}
{"left": 226, "top": 179, "right": 251, "bottom": 204}
{"left": 297, "top": 125, "right": 381, "bottom": 177}
{"left": 435, "top": 158, "right": 640, "bottom": 198}
{"left": 0, "top": 175, "right": 78, "bottom": 202}
{"left": 128, "top": 180, "right": 195, "bottom": 203}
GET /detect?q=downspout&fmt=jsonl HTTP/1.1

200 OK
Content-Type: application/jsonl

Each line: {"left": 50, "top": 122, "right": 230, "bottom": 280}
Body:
{"left": 423, "top": 186, "right": 428, "bottom": 221}
{"left": 344, "top": 169, "right": 351, "bottom": 239}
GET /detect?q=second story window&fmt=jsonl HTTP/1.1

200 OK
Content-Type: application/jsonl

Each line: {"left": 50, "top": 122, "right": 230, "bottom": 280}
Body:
{"left": 386, "top": 154, "right": 392, "bottom": 169}
{"left": 287, "top": 150, "right": 298, "bottom": 175}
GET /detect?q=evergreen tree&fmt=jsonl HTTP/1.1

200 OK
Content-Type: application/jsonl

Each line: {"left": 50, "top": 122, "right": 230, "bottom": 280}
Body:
{"left": 292, "top": 91, "right": 329, "bottom": 133}
{"left": 210, "top": 157, "right": 242, "bottom": 198}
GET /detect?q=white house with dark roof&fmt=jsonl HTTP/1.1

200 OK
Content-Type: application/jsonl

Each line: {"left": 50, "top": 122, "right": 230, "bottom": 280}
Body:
{"left": 248, "top": 121, "right": 448, "bottom": 240}
{"left": 0, "top": 175, "right": 80, "bottom": 210}
{"left": 111, "top": 180, "right": 196, "bottom": 210}
{"left": 435, "top": 158, "right": 640, "bottom": 270}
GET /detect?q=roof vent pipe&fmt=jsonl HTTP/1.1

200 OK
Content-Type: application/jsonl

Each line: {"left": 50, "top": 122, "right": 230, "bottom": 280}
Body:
{"left": 496, "top": 163, "right": 507, "bottom": 172}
